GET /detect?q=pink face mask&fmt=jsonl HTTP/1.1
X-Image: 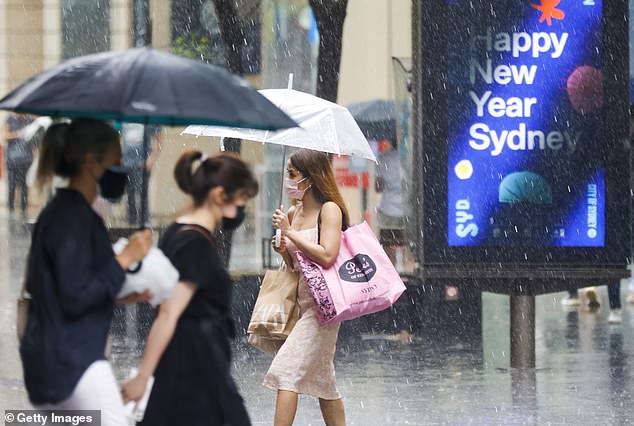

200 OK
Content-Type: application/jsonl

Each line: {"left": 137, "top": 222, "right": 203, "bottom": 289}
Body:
{"left": 284, "top": 177, "right": 311, "bottom": 200}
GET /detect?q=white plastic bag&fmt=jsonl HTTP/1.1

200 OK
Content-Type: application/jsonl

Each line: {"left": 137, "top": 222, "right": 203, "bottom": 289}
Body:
{"left": 114, "top": 238, "right": 179, "bottom": 306}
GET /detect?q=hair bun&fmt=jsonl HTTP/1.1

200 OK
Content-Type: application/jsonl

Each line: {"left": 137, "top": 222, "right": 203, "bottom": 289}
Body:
{"left": 174, "top": 150, "right": 203, "bottom": 194}
{"left": 190, "top": 153, "right": 209, "bottom": 176}
{"left": 173, "top": 150, "right": 258, "bottom": 207}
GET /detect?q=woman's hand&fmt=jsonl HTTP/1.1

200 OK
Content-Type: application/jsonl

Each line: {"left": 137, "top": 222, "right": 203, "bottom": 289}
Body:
{"left": 116, "top": 289, "right": 152, "bottom": 305}
{"left": 121, "top": 374, "right": 149, "bottom": 404}
{"left": 116, "top": 229, "right": 152, "bottom": 270}
{"left": 120, "top": 283, "right": 196, "bottom": 407}
{"left": 272, "top": 234, "right": 295, "bottom": 268}
{"left": 272, "top": 207, "right": 290, "bottom": 232}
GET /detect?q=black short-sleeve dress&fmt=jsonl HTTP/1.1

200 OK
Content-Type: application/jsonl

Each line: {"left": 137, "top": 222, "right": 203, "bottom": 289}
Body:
{"left": 140, "top": 223, "right": 251, "bottom": 426}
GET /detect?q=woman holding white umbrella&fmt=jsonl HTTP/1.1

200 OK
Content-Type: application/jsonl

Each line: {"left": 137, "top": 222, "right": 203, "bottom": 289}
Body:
{"left": 267, "top": 149, "right": 348, "bottom": 426}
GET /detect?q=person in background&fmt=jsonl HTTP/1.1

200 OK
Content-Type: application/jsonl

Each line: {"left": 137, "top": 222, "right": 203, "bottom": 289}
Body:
{"left": 606, "top": 282, "right": 623, "bottom": 323}
{"left": 266, "top": 149, "right": 348, "bottom": 426}
{"left": 375, "top": 137, "right": 407, "bottom": 270}
{"left": 122, "top": 151, "right": 257, "bottom": 426}
{"left": 20, "top": 118, "right": 152, "bottom": 425}
{"left": 4, "top": 112, "right": 34, "bottom": 214}
{"left": 119, "top": 122, "right": 163, "bottom": 350}
{"left": 561, "top": 285, "right": 623, "bottom": 324}
{"left": 561, "top": 288, "right": 600, "bottom": 309}
{"left": 120, "top": 122, "right": 162, "bottom": 226}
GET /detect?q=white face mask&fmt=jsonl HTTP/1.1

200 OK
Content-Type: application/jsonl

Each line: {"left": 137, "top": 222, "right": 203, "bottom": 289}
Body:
{"left": 284, "top": 177, "right": 311, "bottom": 200}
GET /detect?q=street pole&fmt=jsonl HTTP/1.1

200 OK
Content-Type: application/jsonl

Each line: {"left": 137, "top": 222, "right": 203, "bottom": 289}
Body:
{"left": 132, "top": 0, "right": 153, "bottom": 350}
{"left": 134, "top": 0, "right": 151, "bottom": 226}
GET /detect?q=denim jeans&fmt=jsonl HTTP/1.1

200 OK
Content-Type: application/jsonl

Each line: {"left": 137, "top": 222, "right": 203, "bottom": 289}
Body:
{"left": 7, "top": 164, "right": 28, "bottom": 212}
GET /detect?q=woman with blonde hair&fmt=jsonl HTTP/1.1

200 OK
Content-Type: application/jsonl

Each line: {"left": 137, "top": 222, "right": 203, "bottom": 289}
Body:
{"left": 267, "top": 149, "right": 348, "bottom": 426}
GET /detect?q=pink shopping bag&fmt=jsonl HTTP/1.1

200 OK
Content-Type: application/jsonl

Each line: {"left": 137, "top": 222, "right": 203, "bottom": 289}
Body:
{"left": 295, "top": 221, "right": 406, "bottom": 325}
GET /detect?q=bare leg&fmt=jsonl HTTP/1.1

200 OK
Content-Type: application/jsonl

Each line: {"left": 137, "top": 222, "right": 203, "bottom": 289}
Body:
{"left": 319, "top": 398, "right": 346, "bottom": 426}
{"left": 274, "top": 390, "right": 298, "bottom": 426}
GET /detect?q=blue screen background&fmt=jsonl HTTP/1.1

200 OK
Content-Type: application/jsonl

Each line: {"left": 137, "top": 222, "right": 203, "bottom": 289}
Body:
{"left": 446, "top": 0, "right": 605, "bottom": 247}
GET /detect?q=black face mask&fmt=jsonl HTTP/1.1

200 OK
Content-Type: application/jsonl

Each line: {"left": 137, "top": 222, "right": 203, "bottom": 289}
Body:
{"left": 99, "top": 166, "right": 127, "bottom": 202}
{"left": 222, "top": 206, "right": 246, "bottom": 231}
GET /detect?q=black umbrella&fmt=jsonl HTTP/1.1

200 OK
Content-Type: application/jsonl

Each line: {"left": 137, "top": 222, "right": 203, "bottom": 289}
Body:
{"left": 0, "top": 47, "right": 297, "bottom": 224}
{"left": 0, "top": 47, "right": 296, "bottom": 129}
{"left": 347, "top": 99, "right": 396, "bottom": 141}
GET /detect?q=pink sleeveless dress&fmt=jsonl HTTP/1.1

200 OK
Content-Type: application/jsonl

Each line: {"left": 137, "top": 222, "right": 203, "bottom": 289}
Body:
{"left": 263, "top": 227, "right": 342, "bottom": 400}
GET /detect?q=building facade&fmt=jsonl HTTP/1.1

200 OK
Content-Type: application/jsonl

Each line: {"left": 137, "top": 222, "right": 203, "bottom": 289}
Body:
{"left": 0, "top": 0, "right": 412, "bottom": 273}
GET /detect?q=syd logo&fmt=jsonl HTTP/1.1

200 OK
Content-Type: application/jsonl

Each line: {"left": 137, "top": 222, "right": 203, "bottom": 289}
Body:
{"left": 530, "top": 0, "right": 565, "bottom": 26}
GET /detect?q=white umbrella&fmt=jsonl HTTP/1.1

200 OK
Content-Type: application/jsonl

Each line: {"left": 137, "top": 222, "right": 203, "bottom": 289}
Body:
{"left": 182, "top": 88, "right": 376, "bottom": 162}
{"left": 182, "top": 79, "right": 377, "bottom": 246}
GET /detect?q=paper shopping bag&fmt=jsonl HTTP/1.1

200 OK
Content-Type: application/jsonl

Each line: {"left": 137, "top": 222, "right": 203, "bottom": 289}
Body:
{"left": 247, "top": 269, "right": 299, "bottom": 339}
{"left": 296, "top": 221, "right": 406, "bottom": 325}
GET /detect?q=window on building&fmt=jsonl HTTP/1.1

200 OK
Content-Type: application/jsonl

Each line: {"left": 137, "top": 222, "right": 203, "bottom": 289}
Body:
{"left": 62, "top": 0, "right": 111, "bottom": 59}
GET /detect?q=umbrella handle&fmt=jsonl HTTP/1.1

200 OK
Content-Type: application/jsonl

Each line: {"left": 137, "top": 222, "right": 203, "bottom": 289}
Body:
{"left": 274, "top": 203, "right": 283, "bottom": 248}
{"left": 275, "top": 228, "right": 282, "bottom": 248}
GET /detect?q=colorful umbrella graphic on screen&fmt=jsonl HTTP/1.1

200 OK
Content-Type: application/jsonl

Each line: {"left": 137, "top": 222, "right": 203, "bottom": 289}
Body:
{"left": 498, "top": 171, "right": 553, "bottom": 204}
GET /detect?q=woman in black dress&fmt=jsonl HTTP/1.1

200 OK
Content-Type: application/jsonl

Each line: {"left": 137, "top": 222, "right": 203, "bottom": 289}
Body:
{"left": 122, "top": 150, "right": 258, "bottom": 425}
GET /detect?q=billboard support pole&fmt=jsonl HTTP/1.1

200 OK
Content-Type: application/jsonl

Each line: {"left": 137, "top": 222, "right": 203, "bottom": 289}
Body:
{"left": 510, "top": 294, "right": 535, "bottom": 369}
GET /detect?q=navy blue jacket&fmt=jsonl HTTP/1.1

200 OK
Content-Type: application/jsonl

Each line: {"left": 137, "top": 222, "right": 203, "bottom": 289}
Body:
{"left": 20, "top": 189, "right": 125, "bottom": 404}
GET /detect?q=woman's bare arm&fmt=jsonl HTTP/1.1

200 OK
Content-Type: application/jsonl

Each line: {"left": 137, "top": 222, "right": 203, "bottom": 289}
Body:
{"left": 285, "top": 202, "right": 342, "bottom": 268}
{"left": 121, "top": 281, "right": 196, "bottom": 402}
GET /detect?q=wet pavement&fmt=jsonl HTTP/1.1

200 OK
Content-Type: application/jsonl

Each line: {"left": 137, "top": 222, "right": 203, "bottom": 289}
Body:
{"left": 1, "top": 206, "right": 634, "bottom": 425}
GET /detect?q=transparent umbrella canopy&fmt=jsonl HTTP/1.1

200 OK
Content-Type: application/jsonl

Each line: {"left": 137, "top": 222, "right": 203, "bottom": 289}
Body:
{"left": 183, "top": 89, "right": 376, "bottom": 162}
{"left": 182, "top": 84, "right": 376, "bottom": 245}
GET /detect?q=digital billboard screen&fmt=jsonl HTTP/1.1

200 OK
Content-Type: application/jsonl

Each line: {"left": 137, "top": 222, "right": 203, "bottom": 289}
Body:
{"left": 448, "top": 0, "right": 604, "bottom": 247}
{"left": 419, "top": 0, "right": 629, "bottom": 263}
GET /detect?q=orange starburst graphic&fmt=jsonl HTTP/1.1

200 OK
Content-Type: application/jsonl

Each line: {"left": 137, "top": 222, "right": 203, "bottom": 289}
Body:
{"left": 530, "top": 0, "right": 565, "bottom": 26}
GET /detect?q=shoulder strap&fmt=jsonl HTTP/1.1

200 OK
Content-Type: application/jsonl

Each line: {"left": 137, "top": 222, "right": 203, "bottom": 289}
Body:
{"left": 317, "top": 205, "right": 348, "bottom": 243}
{"left": 178, "top": 225, "right": 214, "bottom": 244}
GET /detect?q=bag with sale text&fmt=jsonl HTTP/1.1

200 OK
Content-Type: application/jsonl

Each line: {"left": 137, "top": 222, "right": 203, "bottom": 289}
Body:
{"left": 295, "top": 221, "right": 406, "bottom": 325}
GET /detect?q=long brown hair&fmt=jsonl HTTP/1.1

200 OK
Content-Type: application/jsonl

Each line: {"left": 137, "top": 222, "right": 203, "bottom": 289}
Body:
{"left": 289, "top": 149, "right": 349, "bottom": 226}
